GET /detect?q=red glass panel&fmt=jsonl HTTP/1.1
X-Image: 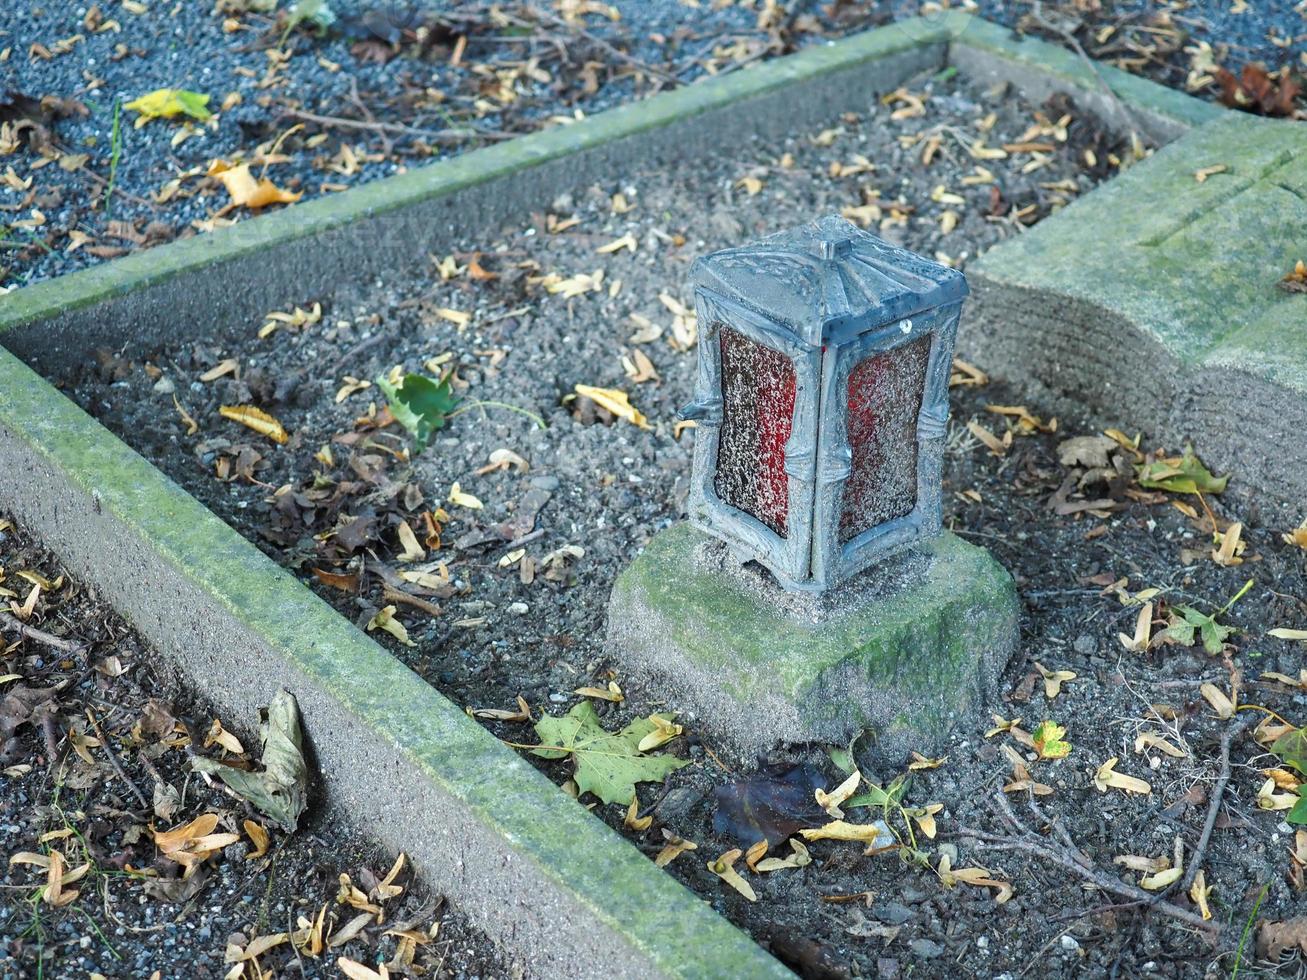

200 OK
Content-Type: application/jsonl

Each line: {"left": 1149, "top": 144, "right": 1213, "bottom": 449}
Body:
{"left": 838, "top": 334, "right": 932, "bottom": 544}
{"left": 715, "top": 326, "right": 796, "bottom": 537}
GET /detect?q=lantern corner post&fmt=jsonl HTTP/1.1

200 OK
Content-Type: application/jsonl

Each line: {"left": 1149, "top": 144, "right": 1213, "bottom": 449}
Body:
{"left": 914, "top": 300, "right": 965, "bottom": 539}
{"left": 681, "top": 290, "right": 724, "bottom": 534}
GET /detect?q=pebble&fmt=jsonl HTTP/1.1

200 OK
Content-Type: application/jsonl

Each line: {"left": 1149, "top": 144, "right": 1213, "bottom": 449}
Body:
{"left": 1061, "top": 935, "right": 1081, "bottom": 952}
{"left": 909, "top": 938, "right": 944, "bottom": 959}
{"left": 1073, "top": 634, "right": 1096, "bottom": 655}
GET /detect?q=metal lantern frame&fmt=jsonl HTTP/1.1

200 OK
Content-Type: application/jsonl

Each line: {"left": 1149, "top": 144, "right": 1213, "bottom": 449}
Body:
{"left": 681, "top": 215, "right": 968, "bottom": 593}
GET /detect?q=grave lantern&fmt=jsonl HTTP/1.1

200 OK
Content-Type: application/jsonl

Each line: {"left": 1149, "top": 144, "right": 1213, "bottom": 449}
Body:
{"left": 680, "top": 214, "right": 968, "bottom": 592}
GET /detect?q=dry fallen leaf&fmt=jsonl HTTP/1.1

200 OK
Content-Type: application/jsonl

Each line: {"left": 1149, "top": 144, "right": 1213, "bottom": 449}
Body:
{"left": 1094, "top": 757, "right": 1151, "bottom": 795}
{"left": 367, "top": 605, "right": 415, "bottom": 647}
{"left": 708, "top": 848, "right": 757, "bottom": 902}
{"left": 1199, "top": 682, "right": 1236, "bottom": 719}
{"left": 574, "top": 680, "right": 623, "bottom": 702}
{"left": 937, "top": 854, "right": 1013, "bottom": 903}
{"left": 815, "top": 770, "right": 861, "bottom": 818}
{"left": 1033, "top": 661, "right": 1076, "bottom": 699}
{"left": 447, "top": 482, "right": 483, "bottom": 510}
{"left": 219, "top": 404, "right": 288, "bottom": 444}
{"left": 574, "top": 384, "right": 651, "bottom": 430}
{"left": 1133, "top": 733, "right": 1186, "bottom": 758}
{"left": 799, "top": 819, "right": 886, "bottom": 846}
{"left": 1118, "top": 602, "right": 1154, "bottom": 652}
{"left": 654, "top": 830, "right": 697, "bottom": 868}
{"left": 754, "top": 838, "right": 811, "bottom": 873}
{"left": 208, "top": 159, "right": 302, "bottom": 210}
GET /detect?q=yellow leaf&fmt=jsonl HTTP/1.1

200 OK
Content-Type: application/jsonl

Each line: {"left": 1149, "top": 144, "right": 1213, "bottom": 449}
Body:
{"left": 124, "top": 88, "right": 212, "bottom": 125}
{"left": 1269, "top": 627, "right": 1307, "bottom": 642}
{"left": 799, "top": 820, "right": 885, "bottom": 845}
{"left": 708, "top": 848, "right": 756, "bottom": 902}
{"left": 1033, "top": 661, "right": 1076, "bottom": 698}
{"left": 218, "top": 404, "right": 288, "bottom": 444}
{"left": 367, "top": 605, "right": 415, "bottom": 647}
{"left": 735, "top": 176, "right": 763, "bottom": 196}
{"left": 208, "top": 159, "right": 301, "bottom": 210}
{"left": 1093, "top": 757, "right": 1151, "bottom": 795}
{"left": 1032, "top": 720, "right": 1071, "bottom": 760}
{"left": 574, "top": 384, "right": 650, "bottom": 430}
{"left": 815, "top": 769, "right": 861, "bottom": 817}
{"left": 448, "top": 482, "right": 483, "bottom": 510}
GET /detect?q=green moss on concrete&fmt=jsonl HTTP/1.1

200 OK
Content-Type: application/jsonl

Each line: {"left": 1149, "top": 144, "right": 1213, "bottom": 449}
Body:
{"left": 973, "top": 113, "right": 1305, "bottom": 364}
{"left": 0, "top": 348, "right": 792, "bottom": 979}
{"left": 608, "top": 524, "right": 1019, "bottom": 759}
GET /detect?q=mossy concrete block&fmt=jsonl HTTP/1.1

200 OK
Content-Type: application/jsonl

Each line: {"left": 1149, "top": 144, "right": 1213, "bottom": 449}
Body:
{"left": 964, "top": 112, "right": 1307, "bottom": 516}
{"left": 607, "top": 523, "right": 1019, "bottom": 763}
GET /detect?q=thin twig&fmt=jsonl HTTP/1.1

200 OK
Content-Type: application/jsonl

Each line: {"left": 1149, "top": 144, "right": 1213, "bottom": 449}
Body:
{"left": 87, "top": 710, "right": 150, "bottom": 811}
{"left": 0, "top": 610, "right": 86, "bottom": 655}
{"left": 958, "top": 792, "right": 1218, "bottom": 936}
{"left": 278, "top": 108, "right": 510, "bottom": 144}
{"left": 1173, "top": 713, "right": 1256, "bottom": 899}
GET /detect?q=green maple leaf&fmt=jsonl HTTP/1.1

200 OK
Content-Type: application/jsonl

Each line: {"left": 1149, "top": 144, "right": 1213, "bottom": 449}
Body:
{"left": 375, "top": 371, "right": 460, "bottom": 453}
{"left": 1159, "top": 579, "right": 1253, "bottom": 655}
{"left": 1136, "top": 444, "right": 1228, "bottom": 495}
{"left": 531, "top": 702, "right": 688, "bottom": 806}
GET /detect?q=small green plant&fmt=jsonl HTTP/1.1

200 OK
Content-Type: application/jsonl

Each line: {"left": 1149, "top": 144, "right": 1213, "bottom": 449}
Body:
{"left": 1160, "top": 578, "right": 1253, "bottom": 655}
{"left": 1231, "top": 882, "right": 1268, "bottom": 979}
{"left": 281, "top": 0, "right": 336, "bottom": 45}
{"left": 376, "top": 368, "right": 545, "bottom": 455}
{"left": 105, "top": 97, "right": 122, "bottom": 219}
{"left": 375, "top": 371, "right": 461, "bottom": 454}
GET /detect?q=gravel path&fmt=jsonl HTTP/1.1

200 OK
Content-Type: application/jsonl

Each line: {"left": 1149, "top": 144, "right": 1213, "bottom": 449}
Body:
{"left": 3, "top": 1, "right": 1300, "bottom": 290}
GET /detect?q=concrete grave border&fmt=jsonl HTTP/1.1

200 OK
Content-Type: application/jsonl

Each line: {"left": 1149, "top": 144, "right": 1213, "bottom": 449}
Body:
{"left": 0, "top": 15, "right": 1220, "bottom": 977}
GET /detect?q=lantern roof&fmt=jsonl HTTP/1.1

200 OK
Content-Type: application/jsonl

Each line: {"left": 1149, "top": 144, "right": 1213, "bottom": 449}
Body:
{"left": 691, "top": 215, "right": 968, "bottom": 348}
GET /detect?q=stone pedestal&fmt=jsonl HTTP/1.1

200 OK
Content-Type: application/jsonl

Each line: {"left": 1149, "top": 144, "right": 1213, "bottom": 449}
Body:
{"left": 606, "top": 523, "right": 1019, "bottom": 763}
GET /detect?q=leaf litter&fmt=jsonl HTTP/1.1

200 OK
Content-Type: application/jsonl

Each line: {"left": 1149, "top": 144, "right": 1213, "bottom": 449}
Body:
{"left": 0, "top": 513, "right": 507, "bottom": 977}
